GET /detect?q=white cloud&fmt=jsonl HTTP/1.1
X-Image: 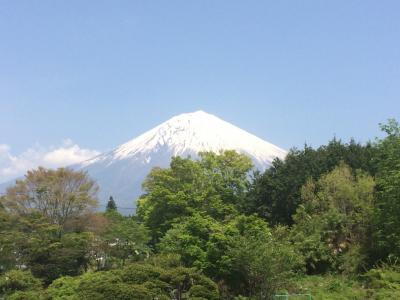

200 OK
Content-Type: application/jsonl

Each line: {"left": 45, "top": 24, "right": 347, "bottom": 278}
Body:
{"left": 0, "top": 140, "right": 100, "bottom": 184}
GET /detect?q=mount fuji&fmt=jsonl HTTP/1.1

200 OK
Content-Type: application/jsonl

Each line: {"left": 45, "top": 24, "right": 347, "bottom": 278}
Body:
{"left": 74, "top": 111, "right": 287, "bottom": 211}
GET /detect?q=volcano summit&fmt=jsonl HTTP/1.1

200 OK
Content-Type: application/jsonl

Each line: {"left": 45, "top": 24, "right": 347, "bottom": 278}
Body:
{"left": 74, "top": 111, "right": 287, "bottom": 211}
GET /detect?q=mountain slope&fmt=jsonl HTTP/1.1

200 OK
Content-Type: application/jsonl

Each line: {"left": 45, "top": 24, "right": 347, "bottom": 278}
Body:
{"left": 75, "top": 111, "right": 287, "bottom": 211}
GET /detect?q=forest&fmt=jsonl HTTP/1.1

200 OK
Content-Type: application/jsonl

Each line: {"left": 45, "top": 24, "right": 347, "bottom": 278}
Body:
{"left": 1, "top": 119, "right": 400, "bottom": 300}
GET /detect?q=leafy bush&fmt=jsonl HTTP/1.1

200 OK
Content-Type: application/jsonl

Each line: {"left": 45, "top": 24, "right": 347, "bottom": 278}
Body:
{"left": 47, "top": 276, "right": 79, "bottom": 299}
{"left": 47, "top": 262, "right": 218, "bottom": 299}
{"left": 0, "top": 270, "right": 49, "bottom": 299}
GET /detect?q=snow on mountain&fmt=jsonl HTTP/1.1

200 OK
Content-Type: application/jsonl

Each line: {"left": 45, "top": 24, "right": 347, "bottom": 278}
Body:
{"left": 74, "top": 111, "right": 287, "bottom": 212}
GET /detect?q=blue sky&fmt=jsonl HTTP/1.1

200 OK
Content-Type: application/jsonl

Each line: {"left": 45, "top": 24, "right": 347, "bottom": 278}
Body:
{"left": 0, "top": 1, "right": 399, "bottom": 182}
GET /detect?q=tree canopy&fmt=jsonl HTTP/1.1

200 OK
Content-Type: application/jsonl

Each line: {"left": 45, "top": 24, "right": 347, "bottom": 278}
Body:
{"left": 1, "top": 167, "right": 98, "bottom": 231}
{"left": 137, "top": 150, "right": 253, "bottom": 242}
{"left": 2, "top": 120, "right": 400, "bottom": 299}
{"left": 245, "top": 138, "right": 377, "bottom": 225}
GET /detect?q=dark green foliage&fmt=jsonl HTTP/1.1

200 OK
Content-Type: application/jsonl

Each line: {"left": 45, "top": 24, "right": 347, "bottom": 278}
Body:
{"left": 106, "top": 196, "right": 117, "bottom": 211}
{"left": 373, "top": 119, "right": 400, "bottom": 260}
{"left": 246, "top": 139, "right": 377, "bottom": 225}
{"left": 0, "top": 209, "right": 21, "bottom": 273}
{"left": 0, "top": 210, "right": 93, "bottom": 284}
{"left": 29, "top": 232, "right": 93, "bottom": 283}
{"left": 159, "top": 214, "right": 302, "bottom": 298}
{"left": 0, "top": 167, "right": 101, "bottom": 283}
{"left": 98, "top": 210, "right": 150, "bottom": 269}
{"left": 0, "top": 167, "right": 106, "bottom": 284}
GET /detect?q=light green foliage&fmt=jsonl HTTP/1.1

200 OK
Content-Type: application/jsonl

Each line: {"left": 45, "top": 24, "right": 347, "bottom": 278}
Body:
{"left": 46, "top": 276, "right": 80, "bottom": 300}
{"left": 363, "top": 263, "right": 400, "bottom": 299}
{"left": 47, "top": 262, "right": 219, "bottom": 300}
{"left": 293, "top": 275, "right": 368, "bottom": 299}
{"left": 198, "top": 150, "right": 253, "bottom": 208}
{"left": 0, "top": 270, "right": 44, "bottom": 299}
{"left": 146, "top": 253, "right": 183, "bottom": 269}
{"left": 291, "top": 163, "right": 375, "bottom": 274}
{"left": 1, "top": 167, "right": 98, "bottom": 231}
{"left": 137, "top": 151, "right": 253, "bottom": 241}
{"left": 6, "top": 290, "right": 47, "bottom": 300}
{"left": 293, "top": 267, "right": 400, "bottom": 300}
{"left": 158, "top": 214, "right": 222, "bottom": 271}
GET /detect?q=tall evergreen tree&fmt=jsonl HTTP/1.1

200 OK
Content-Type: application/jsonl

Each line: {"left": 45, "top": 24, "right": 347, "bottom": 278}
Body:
{"left": 106, "top": 196, "right": 117, "bottom": 211}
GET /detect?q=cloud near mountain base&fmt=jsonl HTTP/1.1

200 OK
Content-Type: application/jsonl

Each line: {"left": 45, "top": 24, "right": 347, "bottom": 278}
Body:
{"left": 0, "top": 139, "right": 99, "bottom": 184}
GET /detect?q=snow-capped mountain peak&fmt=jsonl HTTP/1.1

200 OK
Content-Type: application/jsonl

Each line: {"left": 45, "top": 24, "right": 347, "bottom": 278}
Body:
{"left": 83, "top": 110, "right": 285, "bottom": 168}
{"left": 76, "top": 111, "right": 286, "bottom": 211}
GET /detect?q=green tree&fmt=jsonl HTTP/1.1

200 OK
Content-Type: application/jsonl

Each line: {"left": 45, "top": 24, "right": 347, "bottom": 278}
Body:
{"left": 137, "top": 151, "right": 253, "bottom": 242}
{"left": 4, "top": 213, "right": 94, "bottom": 283}
{"left": 30, "top": 232, "right": 93, "bottom": 283}
{"left": 97, "top": 210, "right": 150, "bottom": 269}
{"left": 0, "top": 208, "right": 21, "bottom": 272}
{"left": 0, "top": 209, "right": 98, "bottom": 283}
{"left": 0, "top": 168, "right": 101, "bottom": 283}
{"left": 223, "top": 225, "right": 301, "bottom": 299}
{"left": 158, "top": 214, "right": 222, "bottom": 271}
{"left": 159, "top": 214, "right": 302, "bottom": 299}
{"left": 0, "top": 211, "right": 60, "bottom": 279}
{"left": 373, "top": 119, "right": 400, "bottom": 260}
{"left": 246, "top": 139, "right": 377, "bottom": 225}
{"left": 106, "top": 196, "right": 117, "bottom": 211}
{"left": 1, "top": 167, "right": 98, "bottom": 232}
{"left": 291, "top": 163, "right": 375, "bottom": 274}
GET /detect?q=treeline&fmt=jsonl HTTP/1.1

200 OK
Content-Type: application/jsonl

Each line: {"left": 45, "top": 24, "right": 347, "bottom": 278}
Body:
{"left": 1, "top": 120, "right": 400, "bottom": 299}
